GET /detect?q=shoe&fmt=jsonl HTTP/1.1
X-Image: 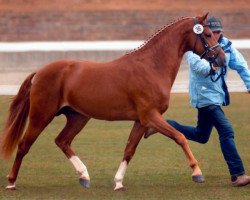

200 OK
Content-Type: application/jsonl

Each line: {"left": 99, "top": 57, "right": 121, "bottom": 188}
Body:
{"left": 144, "top": 128, "right": 157, "bottom": 139}
{"left": 231, "top": 174, "right": 250, "bottom": 187}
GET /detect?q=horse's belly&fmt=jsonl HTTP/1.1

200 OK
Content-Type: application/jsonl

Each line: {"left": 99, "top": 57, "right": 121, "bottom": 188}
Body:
{"left": 75, "top": 104, "right": 138, "bottom": 121}
{"left": 67, "top": 91, "right": 138, "bottom": 121}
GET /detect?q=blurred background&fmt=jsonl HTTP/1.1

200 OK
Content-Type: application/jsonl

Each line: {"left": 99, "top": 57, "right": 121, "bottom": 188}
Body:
{"left": 0, "top": 0, "right": 250, "bottom": 94}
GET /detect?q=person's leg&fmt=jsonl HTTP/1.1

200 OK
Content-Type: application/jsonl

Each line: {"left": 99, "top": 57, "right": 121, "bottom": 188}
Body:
{"left": 207, "top": 105, "right": 250, "bottom": 186}
{"left": 207, "top": 105, "right": 244, "bottom": 176}
{"left": 145, "top": 106, "right": 214, "bottom": 143}
{"left": 167, "top": 107, "right": 213, "bottom": 143}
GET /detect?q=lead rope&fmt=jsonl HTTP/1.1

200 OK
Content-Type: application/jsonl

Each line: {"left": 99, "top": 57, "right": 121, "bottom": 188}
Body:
{"left": 209, "top": 63, "right": 227, "bottom": 82}
{"left": 208, "top": 64, "right": 230, "bottom": 105}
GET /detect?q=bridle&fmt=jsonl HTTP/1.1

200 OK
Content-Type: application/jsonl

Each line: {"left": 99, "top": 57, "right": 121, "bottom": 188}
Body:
{"left": 193, "top": 17, "right": 221, "bottom": 62}
{"left": 192, "top": 17, "right": 226, "bottom": 82}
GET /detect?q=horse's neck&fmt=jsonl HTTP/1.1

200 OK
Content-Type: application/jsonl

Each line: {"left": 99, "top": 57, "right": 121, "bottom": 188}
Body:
{"left": 130, "top": 19, "right": 190, "bottom": 83}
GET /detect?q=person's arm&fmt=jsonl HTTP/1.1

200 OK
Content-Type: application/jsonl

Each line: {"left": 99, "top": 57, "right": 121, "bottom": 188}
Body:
{"left": 228, "top": 47, "right": 250, "bottom": 92}
{"left": 185, "top": 51, "right": 211, "bottom": 76}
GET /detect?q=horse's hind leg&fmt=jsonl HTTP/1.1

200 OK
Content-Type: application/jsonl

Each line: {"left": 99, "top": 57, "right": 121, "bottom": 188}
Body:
{"left": 114, "top": 121, "right": 146, "bottom": 191}
{"left": 55, "top": 108, "right": 90, "bottom": 188}
{"left": 145, "top": 112, "right": 204, "bottom": 183}
{"left": 6, "top": 112, "right": 55, "bottom": 190}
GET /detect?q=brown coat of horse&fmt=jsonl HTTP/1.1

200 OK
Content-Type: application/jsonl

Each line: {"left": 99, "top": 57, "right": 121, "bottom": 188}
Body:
{"left": 1, "top": 13, "right": 226, "bottom": 190}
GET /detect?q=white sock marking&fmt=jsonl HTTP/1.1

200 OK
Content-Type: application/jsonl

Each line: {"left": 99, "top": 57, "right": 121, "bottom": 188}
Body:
{"left": 6, "top": 183, "right": 16, "bottom": 189}
{"left": 69, "top": 156, "right": 90, "bottom": 180}
{"left": 114, "top": 161, "right": 127, "bottom": 190}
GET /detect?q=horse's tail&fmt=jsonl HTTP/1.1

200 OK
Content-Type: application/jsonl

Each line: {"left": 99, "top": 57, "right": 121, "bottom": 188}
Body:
{"left": 0, "top": 72, "right": 36, "bottom": 160}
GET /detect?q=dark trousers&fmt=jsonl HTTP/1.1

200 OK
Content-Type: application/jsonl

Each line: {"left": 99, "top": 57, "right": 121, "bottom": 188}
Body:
{"left": 167, "top": 105, "right": 245, "bottom": 176}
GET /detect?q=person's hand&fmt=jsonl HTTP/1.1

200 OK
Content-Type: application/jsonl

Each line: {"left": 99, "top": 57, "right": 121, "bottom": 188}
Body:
{"left": 211, "top": 65, "right": 219, "bottom": 71}
{"left": 209, "top": 65, "right": 219, "bottom": 75}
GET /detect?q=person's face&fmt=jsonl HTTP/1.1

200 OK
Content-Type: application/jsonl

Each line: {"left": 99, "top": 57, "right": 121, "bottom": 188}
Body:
{"left": 212, "top": 31, "right": 222, "bottom": 42}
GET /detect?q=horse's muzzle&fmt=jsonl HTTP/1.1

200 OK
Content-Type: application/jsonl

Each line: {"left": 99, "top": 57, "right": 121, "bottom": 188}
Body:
{"left": 214, "top": 51, "right": 226, "bottom": 68}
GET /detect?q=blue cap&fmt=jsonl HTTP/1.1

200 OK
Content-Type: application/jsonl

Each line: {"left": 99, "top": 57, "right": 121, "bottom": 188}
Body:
{"left": 207, "top": 17, "right": 223, "bottom": 32}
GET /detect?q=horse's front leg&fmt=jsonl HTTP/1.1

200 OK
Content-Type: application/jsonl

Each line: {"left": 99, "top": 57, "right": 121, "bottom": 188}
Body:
{"left": 145, "top": 111, "right": 204, "bottom": 183}
{"left": 114, "top": 121, "right": 146, "bottom": 191}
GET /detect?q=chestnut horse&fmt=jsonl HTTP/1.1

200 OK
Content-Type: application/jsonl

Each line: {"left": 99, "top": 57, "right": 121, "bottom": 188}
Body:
{"left": 1, "top": 13, "right": 225, "bottom": 191}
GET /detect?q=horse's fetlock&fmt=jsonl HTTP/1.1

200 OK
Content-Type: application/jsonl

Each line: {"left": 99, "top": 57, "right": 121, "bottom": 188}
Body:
{"left": 190, "top": 161, "right": 198, "bottom": 169}
{"left": 7, "top": 175, "right": 16, "bottom": 184}
{"left": 124, "top": 155, "right": 132, "bottom": 162}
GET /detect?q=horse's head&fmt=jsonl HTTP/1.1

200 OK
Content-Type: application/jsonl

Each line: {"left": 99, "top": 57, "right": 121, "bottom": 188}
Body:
{"left": 189, "top": 13, "right": 226, "bottom": 68}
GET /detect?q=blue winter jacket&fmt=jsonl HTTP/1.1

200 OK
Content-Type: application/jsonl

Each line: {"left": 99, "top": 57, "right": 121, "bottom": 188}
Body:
{"left": 186, "top": 35, "right": 250, "bottom": 108}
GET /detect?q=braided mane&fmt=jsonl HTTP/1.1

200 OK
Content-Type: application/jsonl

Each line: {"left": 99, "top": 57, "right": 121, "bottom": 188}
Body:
{"left": 127, "top": 16, "right": 191, "bottom": 55}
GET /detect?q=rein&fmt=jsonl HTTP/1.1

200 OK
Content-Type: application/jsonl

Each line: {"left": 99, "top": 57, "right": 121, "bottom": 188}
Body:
{"left": 208, "top": 63, "right": 227, "bottom": 82}
{"left": 193, "top": 17, "right": 225, "bottom": 82}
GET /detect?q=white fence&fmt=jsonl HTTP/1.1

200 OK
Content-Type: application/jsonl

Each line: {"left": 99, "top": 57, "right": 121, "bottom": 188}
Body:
{"left": 0, "top": 40, "right": 250, "bottom": 95}
{"left": 0, "top": 39, "right": 250, "bottom": 52}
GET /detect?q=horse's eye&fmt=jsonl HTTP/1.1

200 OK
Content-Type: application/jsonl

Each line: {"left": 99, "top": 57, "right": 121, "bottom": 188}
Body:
{"left": 205, "top": 33, "right": 212, "bottom": 38}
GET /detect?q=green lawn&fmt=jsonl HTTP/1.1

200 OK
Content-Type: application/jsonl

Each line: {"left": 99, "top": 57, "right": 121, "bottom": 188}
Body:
{"left": 0, "top": 93, "right": 250, "bottom": 200}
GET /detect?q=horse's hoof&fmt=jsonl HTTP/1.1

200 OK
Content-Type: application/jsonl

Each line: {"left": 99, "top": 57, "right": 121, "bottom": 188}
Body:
{"left": 5, "top": 184, "right": 16, "bottom": 190}
{"left": 192, "top": 175, "right": 205, "bottom": 183}
{"left": 114, "top": 187, "right": 126, "bottom": 192}
{"left": 79, "top": 178, "right": 90, "bottom": 188}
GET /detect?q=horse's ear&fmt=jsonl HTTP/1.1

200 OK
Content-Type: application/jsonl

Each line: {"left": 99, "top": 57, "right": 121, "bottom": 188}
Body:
{"left": 198, "top": 12, "right": 209, "bottom": 24}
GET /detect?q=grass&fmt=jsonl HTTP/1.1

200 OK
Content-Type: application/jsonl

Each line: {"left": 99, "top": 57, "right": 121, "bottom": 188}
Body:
{"left": 0, "top": 93, "right": 250, "bottom": 200}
